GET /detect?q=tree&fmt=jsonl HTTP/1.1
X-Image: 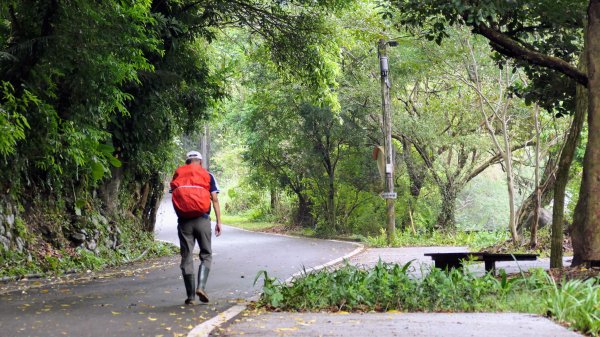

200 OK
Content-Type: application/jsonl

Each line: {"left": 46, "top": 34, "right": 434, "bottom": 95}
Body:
{"left": 459, "top": 43, "right": 524, "bottom": 243}
{"left": 389, "top": 32, "right": 535, "bottom": 231}
{"left": 388, "top": 0, "right": 600, "bottom": 266}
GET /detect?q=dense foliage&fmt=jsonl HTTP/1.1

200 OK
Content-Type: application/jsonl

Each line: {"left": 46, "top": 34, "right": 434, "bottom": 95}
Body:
{"left": 0, "top": 0, "right": 353, "bottom": 274}
{"left": 215, "top": 3, "right": 575, "bottom": 241}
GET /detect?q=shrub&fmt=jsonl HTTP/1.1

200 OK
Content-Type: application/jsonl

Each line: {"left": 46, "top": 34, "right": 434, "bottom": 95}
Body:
{"left": 255, "top": 263, "right": 600, "bottom": 336}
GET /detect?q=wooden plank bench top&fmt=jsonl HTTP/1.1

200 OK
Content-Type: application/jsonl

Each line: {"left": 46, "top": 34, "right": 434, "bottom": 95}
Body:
{"left": 424, "top": 252, "right": 538, "bottom": 273}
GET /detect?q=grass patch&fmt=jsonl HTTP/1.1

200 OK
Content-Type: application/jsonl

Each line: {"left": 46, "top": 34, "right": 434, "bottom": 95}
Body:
{"left": 255, "top": 262, "right": 600, "bottom": 336}
{"left": 222, "top": 214, "right": 284, "bottom": 231}
{"left": 365, "top": 228, "right": 509, "bottom": 251}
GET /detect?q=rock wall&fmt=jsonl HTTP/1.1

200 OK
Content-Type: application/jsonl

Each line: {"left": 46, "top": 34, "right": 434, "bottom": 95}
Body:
{"left": 0, "top": 195, "right": 126, "bottom": 260}
{"left": 0, "top": 199, "right": 24, "bottom": 253}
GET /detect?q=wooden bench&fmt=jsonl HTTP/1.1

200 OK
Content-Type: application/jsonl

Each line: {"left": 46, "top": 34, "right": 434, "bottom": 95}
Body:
{"left": 424, "top": 252, "right": 538, "bottom": 273}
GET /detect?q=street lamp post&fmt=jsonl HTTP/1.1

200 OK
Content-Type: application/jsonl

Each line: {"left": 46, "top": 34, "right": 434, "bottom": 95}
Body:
{"left": 378, "top": 39, "right": 397, "bottom": 245}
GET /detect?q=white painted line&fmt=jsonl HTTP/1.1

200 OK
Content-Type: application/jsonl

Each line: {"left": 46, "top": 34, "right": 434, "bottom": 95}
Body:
{"left": 187, "top": 304, "right": 246, "bottom": 337}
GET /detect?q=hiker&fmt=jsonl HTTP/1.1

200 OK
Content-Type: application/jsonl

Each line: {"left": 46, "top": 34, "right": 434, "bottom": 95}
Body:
{"left": 170, "top": 150, "right": 222, "bottom": 305}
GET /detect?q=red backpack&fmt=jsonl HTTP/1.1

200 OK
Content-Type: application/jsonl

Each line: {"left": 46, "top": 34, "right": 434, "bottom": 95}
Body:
{"left": 170, "top": 164, "right": 211, "bottom": 218}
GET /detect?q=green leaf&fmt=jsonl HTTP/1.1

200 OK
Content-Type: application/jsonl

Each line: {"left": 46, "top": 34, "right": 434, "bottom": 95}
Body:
{"left": 91, "top": 162, "right": 105, "bottom": 181}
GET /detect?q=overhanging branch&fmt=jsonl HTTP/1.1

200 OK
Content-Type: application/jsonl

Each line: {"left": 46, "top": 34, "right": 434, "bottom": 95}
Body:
{"left": 463, "top": 139, "right": 536, "bottom": 184}
{"left": 475, "top": 23, "right": 588, "bottom": 87}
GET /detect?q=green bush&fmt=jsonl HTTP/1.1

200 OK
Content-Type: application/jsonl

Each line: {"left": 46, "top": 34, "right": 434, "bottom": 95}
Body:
{"left": 542, "top": 273, "right": 600, "bottom": 335}
{"left": 255, "top": 260, "right": 537, "bottom": 312}
{"left": 255, "top": 263, "right": 600, "bottom": 336}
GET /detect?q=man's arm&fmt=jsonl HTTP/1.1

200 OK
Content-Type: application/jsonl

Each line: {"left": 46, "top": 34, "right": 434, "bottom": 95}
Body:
{"left": 211, "top": 191, "right": 222, "bottom": 237}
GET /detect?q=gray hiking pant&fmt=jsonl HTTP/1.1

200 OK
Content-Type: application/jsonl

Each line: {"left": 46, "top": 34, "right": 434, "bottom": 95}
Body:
{"left": 177, "top": 216, "right": 212, "bottom": 275}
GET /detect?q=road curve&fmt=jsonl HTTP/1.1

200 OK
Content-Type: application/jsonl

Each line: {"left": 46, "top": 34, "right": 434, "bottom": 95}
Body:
{"left": 0, "top": 195, "right": 358, "bottom": 337}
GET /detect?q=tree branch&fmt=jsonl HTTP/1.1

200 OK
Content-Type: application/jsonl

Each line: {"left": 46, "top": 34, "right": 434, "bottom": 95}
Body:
{"left": 462, "top": 140, "right": 536, "bottom": 184}
{"left": 475, "top": 23, "right": 588, "bottom": 87}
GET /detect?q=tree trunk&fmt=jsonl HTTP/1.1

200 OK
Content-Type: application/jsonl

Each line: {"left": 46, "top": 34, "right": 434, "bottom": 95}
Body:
{"left": 499, "top": 116, "right": 519, "bottom": 243}
{"left": 572, "top": 0, "right": 600, "bottom": 265}
{"left": 327, "top": 173, "right": 336, "bottom": 232}
{"left": 294, "top": 193, "right": 314, "bottom": 227}
{"left": 505, "top": 159, "right": 519, "bottom": 243}
{"left": 401, "top": 139, "right": 424, "bottom": 231}
{"left": 142, "top": 173, "right": 163, "bottom": 232}
{"left": 551, "top": 51, "right": 587, "bottom": 268}
{"left": 530, "top": 105, "right": 541, "bottom": 247}
{"left": 402, "top": 139, "right": 425, "bottom": 198}
{"left": 436, "top": 183, "right": 458, "bottom": 230}
{"left": 270, "top": 185, "right": 278, "bottom": 211}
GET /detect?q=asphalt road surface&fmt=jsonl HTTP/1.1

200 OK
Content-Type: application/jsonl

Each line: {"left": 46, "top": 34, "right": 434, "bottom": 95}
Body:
{"left": 0, "top": 194, "right": 357, "bottom": 337}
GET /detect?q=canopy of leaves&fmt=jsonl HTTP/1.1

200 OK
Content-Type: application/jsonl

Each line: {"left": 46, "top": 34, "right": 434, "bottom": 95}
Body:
{"left": 386, "top": 0, "right": 587, "bottom": 116}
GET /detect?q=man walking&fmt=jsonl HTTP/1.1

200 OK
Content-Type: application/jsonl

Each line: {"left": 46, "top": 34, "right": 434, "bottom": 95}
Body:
{"left": 170, "top": 151, "right": 222, "bottom": 305}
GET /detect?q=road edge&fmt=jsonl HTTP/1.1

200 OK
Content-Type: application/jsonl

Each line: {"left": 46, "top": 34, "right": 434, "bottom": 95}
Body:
{"left": 187, "top": 238, "right": 365, "bottom": 337}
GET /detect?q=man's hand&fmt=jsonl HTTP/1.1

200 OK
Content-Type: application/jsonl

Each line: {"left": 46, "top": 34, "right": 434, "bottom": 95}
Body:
{"left": 211, "top": 191, "right": 222, "bottom": 237}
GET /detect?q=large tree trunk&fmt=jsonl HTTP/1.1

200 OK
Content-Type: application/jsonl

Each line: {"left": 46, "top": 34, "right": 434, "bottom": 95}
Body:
{"left": 572, "top": 0, "right": 600, "bottom": 266}
{"left": 550, "top": 54, "right": 587, "bottom": 268}
{"left": 436, "top": 183, "right": 458, "bottom": 230}
{"left": 294, "top": 193, "right": 314, "bottom": 227}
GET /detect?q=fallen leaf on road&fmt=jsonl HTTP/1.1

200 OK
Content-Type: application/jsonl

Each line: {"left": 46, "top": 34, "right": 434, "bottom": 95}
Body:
{"left": 148, "top": 317, "right": 157, "bottom": 321}
{"left": 111, "top": 311, "right": 121, "bottom": 315}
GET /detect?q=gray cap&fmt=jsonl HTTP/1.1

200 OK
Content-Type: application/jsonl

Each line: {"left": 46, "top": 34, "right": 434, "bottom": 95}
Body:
{"left": 186, "top": 151, "right": 202, "bottom": 160}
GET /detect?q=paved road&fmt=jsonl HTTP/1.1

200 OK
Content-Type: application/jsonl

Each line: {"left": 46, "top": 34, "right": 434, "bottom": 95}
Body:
{"left": 214, "top": 312, "right": 582, "bottom": 337}
{"left": 0, "top": 195, "right": 358, "bottom": 337}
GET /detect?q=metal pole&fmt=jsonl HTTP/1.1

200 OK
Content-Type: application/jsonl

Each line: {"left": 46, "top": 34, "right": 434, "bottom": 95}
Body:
{"left": 378, "top": 39, "right": 396, "bottom": 244}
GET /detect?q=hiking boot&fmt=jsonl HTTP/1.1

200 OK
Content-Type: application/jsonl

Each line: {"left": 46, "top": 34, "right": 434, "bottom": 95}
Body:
{"left": 195, "top": 288, "right": 209, "bottom": 303}
{"left": 196, "top": 265, "right": 211, "bottom": 303}
{"left": 183, "top": 273, "right": 196, "bottom": 304}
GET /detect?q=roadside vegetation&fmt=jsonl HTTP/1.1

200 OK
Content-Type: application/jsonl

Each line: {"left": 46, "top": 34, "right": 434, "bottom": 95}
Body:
{"left": 2, "top": 6, "right": 599, "bottom": 337}
{"left": 0, "top": 219, "right": 177, "bottom": 279}
{"left": 255, "top": 262, "right": 600, "bottom": 336}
